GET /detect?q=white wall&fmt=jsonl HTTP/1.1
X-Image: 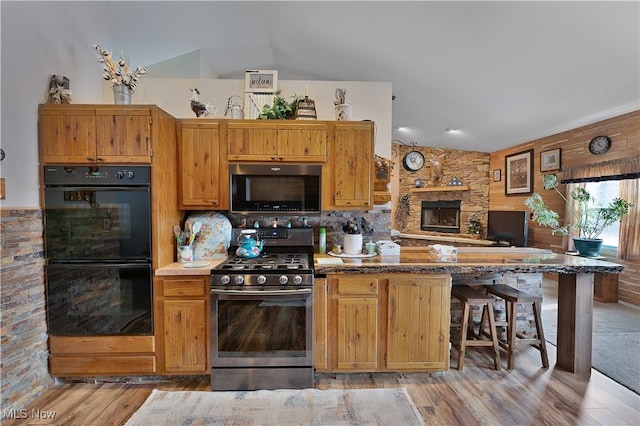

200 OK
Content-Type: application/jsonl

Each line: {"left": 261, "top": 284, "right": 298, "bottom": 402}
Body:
{"left": 0, "top": 2, "right": 391, "bottom": 208}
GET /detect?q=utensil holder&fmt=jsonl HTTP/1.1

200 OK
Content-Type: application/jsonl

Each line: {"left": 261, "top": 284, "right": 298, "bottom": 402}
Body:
{"left": 177, "top": 245, "right": 193, "bottom": 262}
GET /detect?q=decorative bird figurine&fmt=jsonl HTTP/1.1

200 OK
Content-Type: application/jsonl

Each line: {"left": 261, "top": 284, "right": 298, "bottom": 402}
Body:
{"left": 190, "top": 88, "right": 217, "bottom": 118}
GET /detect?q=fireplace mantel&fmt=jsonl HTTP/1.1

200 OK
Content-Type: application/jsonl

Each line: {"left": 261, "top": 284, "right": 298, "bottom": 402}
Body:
{"left": 410, "top": 185, "right": 469, "bottom": 192}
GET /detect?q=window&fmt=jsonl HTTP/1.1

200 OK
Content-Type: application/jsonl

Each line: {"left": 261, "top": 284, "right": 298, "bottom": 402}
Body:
{"left": 583, "top": 180, "right": 621, "bottom": 248}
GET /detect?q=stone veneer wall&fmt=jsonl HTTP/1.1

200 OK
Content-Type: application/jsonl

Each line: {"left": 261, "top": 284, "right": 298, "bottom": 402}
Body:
{"left": 225, "top": 208, "right": 392, "bottom": 253}
{"left": 0, "top": 209, "right": 52, "bottom": 411}
{"left": 394, "top": 143, "right": 490, "bottom": 238}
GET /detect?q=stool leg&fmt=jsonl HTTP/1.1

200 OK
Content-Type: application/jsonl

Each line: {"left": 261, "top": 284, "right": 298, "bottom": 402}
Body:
{"left": 486, "top": 302, "right": 502, "bottom": 371}
{"left": 458, "top": 302, "right": 471, "bottom": 370}
{"left": 505, "top": 299, "right": 517, "bottom": 370}
{"left": 532, "top": 301, "right": 549, "bottom": 368}
{"left": 478, "top": 305, "right": 489, "bottom": 339}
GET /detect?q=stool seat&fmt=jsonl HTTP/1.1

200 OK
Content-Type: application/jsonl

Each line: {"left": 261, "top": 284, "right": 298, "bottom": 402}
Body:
{"left": 451, "top": 285, "right": 501, "bottom": 371}
{"left": 482, "top": 284, "right": 549, "bottom": 370}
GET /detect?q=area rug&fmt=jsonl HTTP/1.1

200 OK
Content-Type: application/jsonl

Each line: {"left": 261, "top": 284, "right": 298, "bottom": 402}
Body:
{"left": 125, "top": 387, "right": 425, "bottom": 425}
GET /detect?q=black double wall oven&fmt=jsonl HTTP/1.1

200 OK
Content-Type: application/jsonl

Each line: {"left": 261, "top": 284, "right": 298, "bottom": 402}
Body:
{"left": 43, "top": 165, "right": 153, "bottom": 336}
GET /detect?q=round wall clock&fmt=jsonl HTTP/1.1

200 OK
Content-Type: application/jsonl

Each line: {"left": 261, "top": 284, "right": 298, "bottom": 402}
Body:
{"left": 588, "top": 136, "right": 612, "bottom": 155}
{"left": 402, "top": 150, "right": 425, "bottom": 172}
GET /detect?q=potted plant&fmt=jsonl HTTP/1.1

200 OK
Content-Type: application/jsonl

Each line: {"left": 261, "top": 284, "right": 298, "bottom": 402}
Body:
{"left": 258, "top": 91, "right": 302, "bottom": 119}
{"left": 524, "top": 174, "right": 632, "bottom": 257}
{"left": 466, "top": 215, "right": 483, "bottom": 239}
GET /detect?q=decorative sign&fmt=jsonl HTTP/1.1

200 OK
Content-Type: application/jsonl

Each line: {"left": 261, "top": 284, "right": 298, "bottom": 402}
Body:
{"left": 244, "top": 70, "right": 278, "bottom": 93}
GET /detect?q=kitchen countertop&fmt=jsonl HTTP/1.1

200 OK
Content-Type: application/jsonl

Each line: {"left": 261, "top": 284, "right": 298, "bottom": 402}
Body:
{"left": 155, "top": 255, "right": 227, "bottom": 276}
{"left": 314, "top": 246, "right": 624, "bottom": 275}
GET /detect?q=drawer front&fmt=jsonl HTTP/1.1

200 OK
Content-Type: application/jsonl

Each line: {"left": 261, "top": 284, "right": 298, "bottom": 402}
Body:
{"left": 50, "top": 355, "right": 156, "bottom": 375}
{"left": 163, "top": 278, "right": 207, "bottom": 297}
{"left": 336, "top": 278, "right": 378, "bottom": 295}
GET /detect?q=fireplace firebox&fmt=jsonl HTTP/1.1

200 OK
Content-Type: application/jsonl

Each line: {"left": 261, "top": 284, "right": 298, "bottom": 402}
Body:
{"left": 421, "top": 201, "right": 461, "bottom": 233}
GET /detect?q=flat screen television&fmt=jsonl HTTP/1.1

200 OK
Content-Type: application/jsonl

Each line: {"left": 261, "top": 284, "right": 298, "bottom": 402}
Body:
{"left": 487, "top": 210, "right": 528, "bottom": 247}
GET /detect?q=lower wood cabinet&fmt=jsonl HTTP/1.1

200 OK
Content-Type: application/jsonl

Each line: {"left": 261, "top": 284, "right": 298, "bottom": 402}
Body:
{"left": 154, "top": 275, "right": 210, "bottom": 374}
{"left": 318, "top": 273, "right": 450, "bottom": 373}
{"left": 48, "top": 336, "right": 156, "bottom": 376}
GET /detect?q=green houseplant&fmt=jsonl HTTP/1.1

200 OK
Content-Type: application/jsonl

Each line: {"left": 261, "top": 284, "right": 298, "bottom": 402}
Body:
{"left": 258, "top": 91, "right": 302, "bottom": 119}
{"left": 524, "top": 174, "right": 632, "bottom": 256}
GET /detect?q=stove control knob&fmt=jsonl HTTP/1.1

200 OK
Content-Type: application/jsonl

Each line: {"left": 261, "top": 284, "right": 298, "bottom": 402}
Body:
{"left": 256, "top": 275, "right": 267, "bottom": 285}
{"left": 279, "top": 275, "right": 289, "bottom": 285}
{"left": 234, "top": 275, "right": 244, "bottom": 285}
{"left": 292, "top": 275, "right": 303, "bottom": 285}
{"left": 220, "top": 275, "right": 230, "bottom": 285}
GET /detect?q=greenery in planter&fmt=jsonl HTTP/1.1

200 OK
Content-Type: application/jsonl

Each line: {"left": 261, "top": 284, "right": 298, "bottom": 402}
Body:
{"left": 466, "top": 215, "right": 483, "bottom": 237}
{"left": 524, "top": 174, "right": 632, "bottom": 239}
{"left": 258, "top": 90, "right": 303, "bottom": 119}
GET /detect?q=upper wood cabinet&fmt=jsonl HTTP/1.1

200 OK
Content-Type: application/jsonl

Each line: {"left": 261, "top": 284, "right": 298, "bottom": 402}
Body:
{"left": 325, "top": 121, "right": 374, "bottom": 209}
{"left": 177, "top": 120, "right": 229, "bottom": 210}
{"left": 227, "top": 120, "right": 327, "bottom": 162}
{"left": 39, "top": 104, "right": 151, "bottom": 164}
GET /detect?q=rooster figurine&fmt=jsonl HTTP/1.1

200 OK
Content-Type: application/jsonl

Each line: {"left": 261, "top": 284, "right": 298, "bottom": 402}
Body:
{"left": 190, "top": 88, "right": 217, "bottom": 118}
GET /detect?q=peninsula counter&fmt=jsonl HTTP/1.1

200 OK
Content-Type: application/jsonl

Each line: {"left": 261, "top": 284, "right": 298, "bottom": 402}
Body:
{"left": 315, "top": 247, "right": 624, "bottom": 377}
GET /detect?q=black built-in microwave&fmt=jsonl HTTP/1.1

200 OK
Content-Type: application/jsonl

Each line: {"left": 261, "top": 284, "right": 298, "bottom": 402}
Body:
{"left": 229, "top": 163, "right": 321, "bottom": 214}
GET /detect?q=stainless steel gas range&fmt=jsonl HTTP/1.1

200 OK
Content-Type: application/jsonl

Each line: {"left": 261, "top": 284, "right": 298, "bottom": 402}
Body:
{"left": 210, "top": 228, "right": 314, "bottom": 391}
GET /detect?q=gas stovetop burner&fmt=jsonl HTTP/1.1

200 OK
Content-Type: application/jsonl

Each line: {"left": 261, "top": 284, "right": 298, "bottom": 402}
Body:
{"left": 219, "top": 253, "right": 310, "bottom": 271}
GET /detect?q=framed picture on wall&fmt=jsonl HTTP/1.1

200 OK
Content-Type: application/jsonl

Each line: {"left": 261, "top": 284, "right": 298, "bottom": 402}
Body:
{"left": 540, "top": 148, "right": 561, "bottom": 172}
{"left": 505, "top": 149, "right": 533, "bottom": 195}
{"left": 244, "top": 70, "right": 278, "bottom": 93}
{"left": 493, "top": 169, "right": 501, "bottom": 182}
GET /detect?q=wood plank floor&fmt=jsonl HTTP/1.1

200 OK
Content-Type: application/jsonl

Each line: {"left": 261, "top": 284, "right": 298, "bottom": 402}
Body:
{"left": 3, "top": 342, "right": 639, "bottom": 426}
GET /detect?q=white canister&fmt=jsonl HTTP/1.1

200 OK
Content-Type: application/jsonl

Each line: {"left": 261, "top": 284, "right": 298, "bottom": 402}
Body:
{"left": 335, "top": 104, "right": 352, "bottom": 121}
{"left": 343, "top": 234, "right": 363, "bottom": 255}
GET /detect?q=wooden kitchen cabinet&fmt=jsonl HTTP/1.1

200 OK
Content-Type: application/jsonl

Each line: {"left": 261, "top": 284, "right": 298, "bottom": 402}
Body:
{"left": 386, "top": 275, "right": 450, "bottom": 371}
{"left": 39, "top": 104, "right": 151, "bottom": 164}
{"left": 322, "top": 273, "right": 450, "bottom": 373}
{"left": 324, "top": 121, "right": 374, "bottom": 209}
{"left": 227, "top": 120, "right": 327, "bottom": 162}
{"left": 154, "top": 276, "right": 210, "bottom": 374}
{"left": 178, "top": 120, "right": 229, "bottom": 209}
{"left": 313, "top": 278, "right": 328, "bottom": 371}
{"left": 329, "top": 275, "right": 380, "bottom": 371}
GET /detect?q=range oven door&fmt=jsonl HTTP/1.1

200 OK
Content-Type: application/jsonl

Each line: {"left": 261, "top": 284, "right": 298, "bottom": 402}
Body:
{"left": 210, "top": 288, "right": 313, "bottom": 368}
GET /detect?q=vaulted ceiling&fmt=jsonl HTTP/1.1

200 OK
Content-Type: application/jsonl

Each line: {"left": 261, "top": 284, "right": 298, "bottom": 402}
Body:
{"left": 53, "top": 1, "right": 640, "bottom": 151}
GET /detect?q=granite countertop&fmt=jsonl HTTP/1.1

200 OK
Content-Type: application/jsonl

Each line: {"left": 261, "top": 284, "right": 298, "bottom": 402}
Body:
{"left": 314, "top": 246, "right": 624, "bottom": 275}
{"left": 155, "top": 255, "right": 227, "bottom": 276}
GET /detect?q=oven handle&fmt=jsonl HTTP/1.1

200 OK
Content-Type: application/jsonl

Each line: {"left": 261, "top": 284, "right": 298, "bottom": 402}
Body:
{"left": 210, "top": 288, "right": 312, "bottom": 296}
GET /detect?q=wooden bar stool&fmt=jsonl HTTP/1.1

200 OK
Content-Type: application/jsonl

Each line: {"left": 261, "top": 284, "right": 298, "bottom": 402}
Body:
{"left": 482, "top": 284, "right": 549, "bottom": 370}
{"left": 451, "top": 285, "right": 501, "bottom": 371}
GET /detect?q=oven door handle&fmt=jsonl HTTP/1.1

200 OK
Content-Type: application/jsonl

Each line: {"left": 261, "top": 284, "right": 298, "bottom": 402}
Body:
{"left": 210, "top": 288, "right": 312, "bottom": 296}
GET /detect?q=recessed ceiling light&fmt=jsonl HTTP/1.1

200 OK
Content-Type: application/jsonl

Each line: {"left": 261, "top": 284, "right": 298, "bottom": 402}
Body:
{"left": 395, "top": 126, "right": 409, "bottom": 132}
{"left": 446, "top": 128, "right": 461, "bottom": 134}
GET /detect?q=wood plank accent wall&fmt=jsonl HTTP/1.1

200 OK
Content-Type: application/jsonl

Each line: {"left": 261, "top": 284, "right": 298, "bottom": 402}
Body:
{"left": 0, "top": 208, "right": 53, "bottom": 411}
{"left": 489, "top": 110, "right": 640, "bottom": 305}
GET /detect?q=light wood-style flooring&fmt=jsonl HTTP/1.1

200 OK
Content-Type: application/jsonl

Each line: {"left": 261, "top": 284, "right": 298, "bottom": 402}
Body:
{"left": 4, "top": 342, "right": 639, "bottom": 426}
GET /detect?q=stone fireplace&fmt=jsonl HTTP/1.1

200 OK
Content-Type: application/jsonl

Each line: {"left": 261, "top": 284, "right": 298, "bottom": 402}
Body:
{"left": 421, "top": 200, "right": 461, "bottom": 233}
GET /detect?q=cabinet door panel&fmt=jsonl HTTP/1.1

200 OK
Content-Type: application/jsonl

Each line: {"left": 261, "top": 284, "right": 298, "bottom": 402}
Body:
{"left": 163, "top": 299, "right": 207, "bottom": 372}
{"left": 277, "top": 123, "right": 327, "bottom": 161}
{"left": 179, "top": 121, "right": 227, "bottom": 209}
{"left": 336, "top": 297, "right": 378, "bottom": 370}
{"left": 332, "top": 123, "right": 373, "bottom": 208}
{"left": 96, "top": 109, "right": 151, "bottom": 163}
{"left": 228, "top": 122, "right": 278, "bottom": 160}
{"left": 387, "top": 276, "right": 450, "bottom": 370}
{"left": 39, "top": 107, "right": 96, "bottom": 163}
